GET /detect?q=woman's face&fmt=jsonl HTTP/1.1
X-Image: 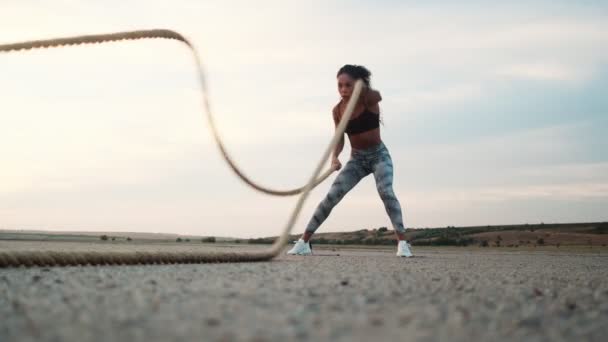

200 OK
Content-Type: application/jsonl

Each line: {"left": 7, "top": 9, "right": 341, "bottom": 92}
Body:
{"left": 337, "top": 73, "right": 355, "bottom": 98}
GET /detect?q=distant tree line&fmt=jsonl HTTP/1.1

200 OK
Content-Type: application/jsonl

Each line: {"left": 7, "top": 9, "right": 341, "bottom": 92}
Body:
{"left": 99, "top": 235, "right": 132, "bottom": 242}
{"left": 593, "top": 222, "right": 608, "bottom": 234}
{"left": 99, "top": 221, "right": 608, "bottom": 246}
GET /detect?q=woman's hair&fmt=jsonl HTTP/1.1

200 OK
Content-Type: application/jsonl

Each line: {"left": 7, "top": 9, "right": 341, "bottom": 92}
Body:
{"left": 337, "top": 64, "right": 371, "bottom": 86}
{"left": 336, "top": 64, "right": 383, "bottom": 125}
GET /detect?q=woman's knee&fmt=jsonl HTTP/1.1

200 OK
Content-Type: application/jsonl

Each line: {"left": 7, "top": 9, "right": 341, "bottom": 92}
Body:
{"left": 327, "top": 186, "right": 347, "bottom": 203}
{"left": 377, "top": 186, "right": 396, "bottom": 201}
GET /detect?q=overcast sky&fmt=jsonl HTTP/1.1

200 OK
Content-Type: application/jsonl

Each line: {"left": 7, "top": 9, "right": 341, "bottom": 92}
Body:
{"left": 1, "top": 0, "right": 607, "bottom": 238}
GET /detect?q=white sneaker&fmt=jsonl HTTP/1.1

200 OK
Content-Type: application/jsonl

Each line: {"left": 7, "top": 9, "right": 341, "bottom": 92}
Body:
{"left": 286, "top": 239, "right": 312, "bottom": 255}
{"left": 396, "top": 240, "right": 413, "bottom": 257}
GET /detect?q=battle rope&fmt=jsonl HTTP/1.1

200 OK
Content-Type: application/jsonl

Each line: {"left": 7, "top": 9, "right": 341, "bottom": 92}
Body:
{"left": 0, "top": 29, "right": 363, "bottom": 267}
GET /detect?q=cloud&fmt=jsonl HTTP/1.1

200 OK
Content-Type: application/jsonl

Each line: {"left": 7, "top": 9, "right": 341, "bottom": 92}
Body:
{"left": 496, "top": 63, "right": 589, "bottom": 82}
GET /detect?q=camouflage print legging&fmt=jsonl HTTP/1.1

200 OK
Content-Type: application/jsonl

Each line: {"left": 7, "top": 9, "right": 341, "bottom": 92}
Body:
{"left": 305, "top": 142, "right": 406, "bottom": 234}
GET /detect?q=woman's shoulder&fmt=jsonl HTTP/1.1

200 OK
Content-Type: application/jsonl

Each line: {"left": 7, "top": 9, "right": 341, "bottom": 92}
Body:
{"left": 332, "top": 100, "right": 342, "bottom": 115}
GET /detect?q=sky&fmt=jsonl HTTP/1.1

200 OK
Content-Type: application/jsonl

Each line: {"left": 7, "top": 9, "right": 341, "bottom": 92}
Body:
{"left": 0, "top": 0, "right": 607, "bottom": 238}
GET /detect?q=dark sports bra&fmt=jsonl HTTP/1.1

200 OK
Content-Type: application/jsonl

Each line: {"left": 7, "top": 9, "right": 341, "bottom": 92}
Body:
{"left": 344, "top": 105, "right": 380, "bottom": 135}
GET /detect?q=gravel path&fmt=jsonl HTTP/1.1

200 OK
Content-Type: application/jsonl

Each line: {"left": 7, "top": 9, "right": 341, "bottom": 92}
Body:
{"left": 1, "top": 242, "right": 607, "bottom": 342}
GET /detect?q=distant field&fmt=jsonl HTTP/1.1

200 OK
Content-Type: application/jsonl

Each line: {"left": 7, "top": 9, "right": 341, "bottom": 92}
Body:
{"left": 251, "top": 221, "right": 608, "bottom": 247}
{"left": 2, "top": 221, "right": 608, "bottom": 247}
{"left": 0, "top": 230, "right": 229, "bottom": 244}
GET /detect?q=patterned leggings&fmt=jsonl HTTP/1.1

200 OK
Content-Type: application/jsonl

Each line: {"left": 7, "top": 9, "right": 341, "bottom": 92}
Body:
{"left": 305, "top": 142, "right": 406, "bottom": 234}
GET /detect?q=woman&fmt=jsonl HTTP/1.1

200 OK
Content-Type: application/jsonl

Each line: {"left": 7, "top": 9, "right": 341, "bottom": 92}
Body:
{"left": 287, "top": 64, "right": 413, "bottom": 257}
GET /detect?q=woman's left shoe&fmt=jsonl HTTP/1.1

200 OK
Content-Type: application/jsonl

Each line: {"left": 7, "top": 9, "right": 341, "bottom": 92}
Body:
{"left": 286, "top": 239, "right": 313, "bottom": 255}
{"left": 396, "top": 240, "right": 413, "bottom": 257}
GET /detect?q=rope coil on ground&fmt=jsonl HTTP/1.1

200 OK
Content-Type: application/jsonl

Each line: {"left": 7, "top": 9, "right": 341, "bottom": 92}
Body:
{"left": 0, "top": 29, "right": 363, "bottom": 267}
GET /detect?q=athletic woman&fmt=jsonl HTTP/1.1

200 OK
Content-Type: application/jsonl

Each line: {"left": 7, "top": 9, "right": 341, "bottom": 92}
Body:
{"left": 287, "top": 64, "right": 413, "bottom": 257}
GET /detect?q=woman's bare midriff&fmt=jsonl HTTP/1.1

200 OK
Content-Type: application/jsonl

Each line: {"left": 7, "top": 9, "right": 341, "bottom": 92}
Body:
{"left": 348, "top": 128, "right": 382, "bottom": 152}
{"left": 337, "top": 99, "right": 382, "bottom": 152}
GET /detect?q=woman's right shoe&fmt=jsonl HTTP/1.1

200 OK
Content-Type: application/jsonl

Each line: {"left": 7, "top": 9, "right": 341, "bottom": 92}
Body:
{"left": 396, "top": 240, "right": 413, "bottom": 257}
{"left": 286, "top": 239, "right": 312, "bottom": 255}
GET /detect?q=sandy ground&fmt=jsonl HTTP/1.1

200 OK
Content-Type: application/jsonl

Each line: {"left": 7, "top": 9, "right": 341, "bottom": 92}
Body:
{"left": 1, "top": 241, "right": 607, "bottom": 342}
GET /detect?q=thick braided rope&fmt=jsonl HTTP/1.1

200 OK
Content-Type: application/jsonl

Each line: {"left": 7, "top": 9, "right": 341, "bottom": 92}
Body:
{"left": 0, "top": 29, "right": 363, "bottom": 267}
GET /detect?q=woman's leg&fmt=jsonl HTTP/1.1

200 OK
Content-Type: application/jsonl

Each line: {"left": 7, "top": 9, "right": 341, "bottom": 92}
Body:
{"left": 372, "top": 149, "right": 407, "bottom": 239}
{"left": 303, "top": 157, "right": 368, "bottom": 240}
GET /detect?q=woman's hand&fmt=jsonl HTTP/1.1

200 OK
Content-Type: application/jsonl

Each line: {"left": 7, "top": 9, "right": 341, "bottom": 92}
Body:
{"left": 364, "top": 88, "right": 382, "bottom": 106}
{"left": 331, "top": 157, "right": 342, "bottom": 171}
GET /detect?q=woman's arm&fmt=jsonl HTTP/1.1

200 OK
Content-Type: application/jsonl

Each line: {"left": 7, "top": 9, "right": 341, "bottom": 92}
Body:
{"left": 333, "top": 135, "right": 345, "bottom": 160}
{"left": 331, "top": 105, "right": 344, "bottom": 170}
{"left": 364, "top": 87, "right": 382, "bottom": 106}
